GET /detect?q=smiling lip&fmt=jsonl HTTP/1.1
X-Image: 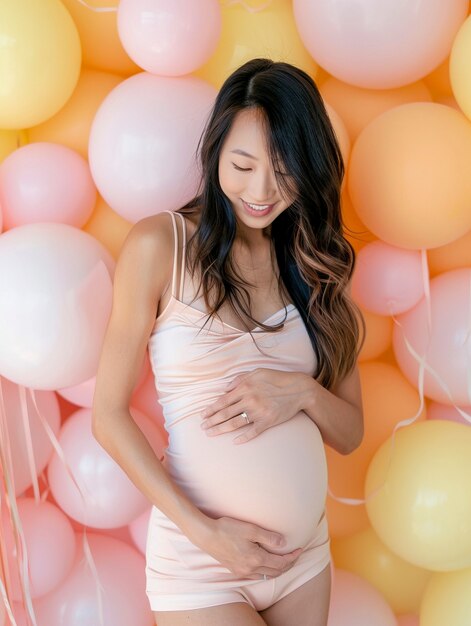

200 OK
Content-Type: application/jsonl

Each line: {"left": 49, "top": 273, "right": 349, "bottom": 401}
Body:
{"left": 241, "top": 199, "right": 276, "bottom": 216}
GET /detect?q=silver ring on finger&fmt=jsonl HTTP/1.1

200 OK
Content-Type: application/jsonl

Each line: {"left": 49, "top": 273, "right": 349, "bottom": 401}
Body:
{"left": 240, "top": 411, "right": 251, "bottom": 425}
{"left": 262, "top": 574, "right": 268, "bottom": 581}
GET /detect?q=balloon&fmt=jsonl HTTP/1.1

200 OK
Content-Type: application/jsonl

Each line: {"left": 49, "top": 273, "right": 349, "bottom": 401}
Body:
{"left": 60, "top": 0, "right": 140, "bottom": 76}
{"left": 331, "top": 527, "right": 431, "bottom": 614}
{"left": 324, "top": 103, "right": 351, "bottom": 168}
{"left": 0, "top": 129, "right": 29, "bottom": 165}
{"left": 351, "top": 241, "right": 424, "bottom": 315}
{"left": 117, "top": 0, "right": 221, "bottom": 76}
{"left": 128, "top": 507, "right": 152, "bottom": 555}
{"left": 427, "top": 401, "right": 471, "bottom": 426}
{"left": 28, "top": 69, "right": 123, "bottom": 161}
{"left": 357, "top": 308, "right": 393, "bottom": 363}
{"left": 48, "top": 408, "right": 167, "bottom": 528}
{"left": 293, "top": 0, "right": 468, "bottom": 89}
{"left": 420, "top": 568, "right": 471, "bottom": 626}
{"left": 0, "top": 143, "right": 97, "bottom": 229}
{"left": 340, "top": 192, "right": 375, "bottom": 253}
{"left": 365, "top": 420, "right": 471, "bottom": 571}
{"left": 34, "top": 533, "right": 153, "bottom": 626}
{"left": 397, "top": 616, "right": 419, "bottom": 626}
{"left": 450, "top": 16, "right": 471, "bottom": 120}
{"left": 0, "top": 376, "right": 60, "bottom": 496}
{"left": 2, "top": 499, "right": 76, "bottom": 600}
{"left": 320, "top": 77, "right": 432, "bottom": 142}
{"left": 348, "top": 102, "right": 471, "bottom": 249}
{"left": 327, "top": 569, "right": 396, "bottom": 626}
{"left": 427, "top": 229, "right": 471, "bottom": 277}
{"left": 82, "top": 195, "right": 133, "bottom": 261}
{"left": 88, "top": 72, "right": 217, "bottom": 222}
{"left": 130, "top": 365, "right": 166, "bottom": 424}
{"left": 393, "top": 268, "right": 471, "bottom": 406}
{"left": 327, "top": 361, "right": 426, "bottom": 538}
{"left": 0, "top": 0, "right": 81, "bottom": 128}
{"left": 0, "top": 223, "right": 115, "bottom": 389}
{"left": 194, "top": 0, "right": 318, "bottom": 89}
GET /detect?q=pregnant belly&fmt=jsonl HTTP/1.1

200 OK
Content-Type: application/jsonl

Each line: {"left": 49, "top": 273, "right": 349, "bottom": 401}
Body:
{"left": 163, "top": 411, "right": 328, "bottom": 553}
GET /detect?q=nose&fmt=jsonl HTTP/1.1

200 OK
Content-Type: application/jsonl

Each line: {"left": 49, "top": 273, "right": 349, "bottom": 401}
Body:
{"left": 249, "top": 169, "right": 277, "bottom": 203}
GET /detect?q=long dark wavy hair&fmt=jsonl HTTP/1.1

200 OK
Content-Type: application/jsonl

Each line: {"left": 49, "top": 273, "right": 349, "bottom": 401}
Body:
{"left": 175, "top": 58, "right": 365, "bottom": 390}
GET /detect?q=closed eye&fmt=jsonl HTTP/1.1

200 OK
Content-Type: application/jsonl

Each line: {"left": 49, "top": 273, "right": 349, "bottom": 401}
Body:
{"left": 231, "top": 162, "right": 287, "bottom": 175}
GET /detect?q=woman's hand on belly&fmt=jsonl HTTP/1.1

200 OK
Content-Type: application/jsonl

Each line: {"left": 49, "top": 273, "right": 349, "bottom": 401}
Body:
{"left": 196, "top": 515, "right": 303, "bottom": 580}
{"left": 199, "top": 368, "right": 306, "bottom": 444}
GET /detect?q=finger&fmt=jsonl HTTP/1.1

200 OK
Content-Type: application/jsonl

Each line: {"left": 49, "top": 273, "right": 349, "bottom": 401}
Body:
{"left": 202, "top": 401, "right": 246, "bottom": 430}
{"left": 232, "top": 426, "right": 260, "bottom": 444}
{"left": 203, "top": 409, "right": 250, "bottom": 436}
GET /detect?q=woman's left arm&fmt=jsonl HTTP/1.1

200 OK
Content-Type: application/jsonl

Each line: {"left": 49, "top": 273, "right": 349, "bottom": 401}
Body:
{"left": 298, "top": 365, "right": 364, "bottom": 455}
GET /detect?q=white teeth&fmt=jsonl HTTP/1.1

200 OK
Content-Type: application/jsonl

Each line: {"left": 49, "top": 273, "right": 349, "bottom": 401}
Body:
{"left": 245, "top": 201, "right": 270, "bottom": 211}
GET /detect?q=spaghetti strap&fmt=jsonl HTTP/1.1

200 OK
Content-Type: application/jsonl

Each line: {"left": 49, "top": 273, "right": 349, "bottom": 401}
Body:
{"left": 165, "top": 210, "right": 179, "bottom": 299}
{"left": 175, "top": 212, "right": 187, "bottom": 301}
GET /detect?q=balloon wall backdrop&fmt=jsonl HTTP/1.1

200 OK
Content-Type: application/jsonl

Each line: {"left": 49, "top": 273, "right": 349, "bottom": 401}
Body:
{"left": 1, "top": 1, "right": 471, "bottom": 625}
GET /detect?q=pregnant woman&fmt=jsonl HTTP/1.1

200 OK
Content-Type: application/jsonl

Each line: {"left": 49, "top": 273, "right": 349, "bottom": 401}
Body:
{"left": 92, "top": 58, "right": 365, "bottom": 626}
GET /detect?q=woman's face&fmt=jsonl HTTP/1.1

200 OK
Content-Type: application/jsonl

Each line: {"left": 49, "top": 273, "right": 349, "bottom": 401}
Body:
{"left": 218, "top": 108, "right": 297, "bottom": 233}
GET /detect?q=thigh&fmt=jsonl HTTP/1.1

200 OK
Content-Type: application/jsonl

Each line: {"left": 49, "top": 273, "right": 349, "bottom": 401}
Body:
{"left": 259, "top": 562, "right": 332, "bottom": 626}
{"left": 153, "top": 602, "right": 267, "bottom": 626}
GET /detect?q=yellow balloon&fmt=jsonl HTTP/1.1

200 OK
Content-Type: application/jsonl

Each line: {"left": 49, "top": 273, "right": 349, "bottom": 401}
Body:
{"left": 194, "top": 0, "right": 318, "bottom": 89}
{"left": 0, "top": 129, "right": 28, "bottom": 164}
{"left": 0, "top": 0, "right": 81, "bottom": 128}
{"left": 331, "top": 526, "right": 431, "bottom": 614}
{"left": 420, "top": 568, "right": 471, "bottom": 626}
{"left": 450, "top": 16, "right": 471, "bottom": 121}
{"left": 28, "top": 68, "right": 123, "bottom": 160}
{"left": 365, "top": 420, "right": 471, "bottom": 571}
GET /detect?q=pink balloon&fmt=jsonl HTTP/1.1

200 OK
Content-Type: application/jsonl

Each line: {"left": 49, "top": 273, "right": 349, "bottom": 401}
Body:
{"left": 427, "top": 401, "right": 471, "bottom": 426}
{"left": 128, "top": 506, "right": 152, "bottom": 555}
{"left": 397, "top": 615, "right": 419, "bottom": 626}
{"left": 351, "top": 241, "right": 424, "bottom": 315}
{"left": 0, "top": 223, "right": 114, "bottom": 389}
{"left": 328, "top": 569, "right": 397, "bottom": 626}
{"left": 57, "top": 353, "right": 150, "bottom": 408}
{"left": 117, "top": 0, "right": 221, "bottom": 76}
{"left": 0, "top": 143, "right": 97, "bottom": 230}
{"left": 88, "top": 72, "right": 217, "bottom": 222}
{"left": 2, "top": 499, "right": 76, "bottom": 601}
{"left": 34, "top": 533, "right": 153, "bottom": 626}
{"left": 48, "top": 408, "right": 167, "bottom": 528}
{"left": 0, "top": 376, "right": 60, "bottom": 496}
{"left": 393, "top": 268, "right": 471, "bottom": 406}
{"left": 293, "top": 0, "right": 468, "bottom": 89}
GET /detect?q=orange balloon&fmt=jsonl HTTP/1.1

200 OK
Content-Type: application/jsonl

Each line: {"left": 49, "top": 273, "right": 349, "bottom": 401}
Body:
{"left": 28, "top": 68, "right": 123, "bottom": 160}
{"left": 341, "top": 191, "right": 375, "bottom": 254}
{"left": 358, "top": 308, "right": 393, "bottom": 363}
{"left": 82, "top": 195, "right": 132, "bottom": 261}
{"left": 326, "top": 361, "right": 426, "bottom": 538}
{"left": 423, "top": 57, "right": 453, "bottom": 101}
{"left": 348, "top": 102, "right": 471, "bottom": 249}
{"left": 320, "top": 77, "right": 432, "bottom": 142}
{"left": 325, "top": 102, "right": 350, "bottom": 167}
{"left": 60, "top": 0, "right": 140, "bottom": 76}
{"left": 428, "top": 229, "right": 471, "bottom": 277}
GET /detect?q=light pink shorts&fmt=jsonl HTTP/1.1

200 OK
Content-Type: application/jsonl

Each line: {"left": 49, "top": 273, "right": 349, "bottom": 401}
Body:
{"left": 145, "top": 506, "right": 331, "bottom": 612}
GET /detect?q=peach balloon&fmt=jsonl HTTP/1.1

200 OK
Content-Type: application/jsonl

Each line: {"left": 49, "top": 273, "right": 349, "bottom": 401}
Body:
{"left": 327, "top": 569, "right": 396, "bottom": 626}
{"left": 393, "top": 268, "right": 471, "bottom": 406}
{"left": 351, "top": 241, "right": 424, "bottom": 316}
{"left": 0, "top": 223, "right": 114, "bottom": 389}
{"left": 0, "top": 376, "right": 60, "bottom": 496}
{"left": 365, "top": 420, "right": 471, "bottom": 571}
{"left": 420, "top": 568, "right": 471, "bottom": 626}
{"left": 331, "top": 527, "right": 431, "bottom": 614}
{"left": 0, "top": 143, "right": 97, "bottom": 229}
{"left": 2, "top": 499, "right": 76, "bottom": 600}
{"left": 28, "top": 69, "right": 123, "bottom": 161}
{"left": 293, "top": 0, "right": 468, "bottom": 89}
{"left": 348, "top": 102, "right": 471, "bottom": 249}
{"left": 340, "top": 192, "right": 375, "bottom": 254}
{"left": 450, "top": 16, "right": 471, "bottom": 121}
{"left": 61, "top": 0, "right": 140, "bottom": 76}
{"left": 194, "top": 0, "right": 318, "bottom": 90}
{"left": 320, "top": 77, "right": 432, "bottom": 142}
{"left": 48, "top": 408, "right": 166, "bottom": 528}
{"left": 424, "top": 58, "right": 453, "bottom": 101}
{"left": 88, "top": 72, "right": 217, "bottom": 222}
{"left": 34, "top": 533, "right": 153, "bottom": 626}
{"left": 427, "top": 401, "right": 471, "bottom": 426}
{"left": 427, "top": 229, "right": 471, "bottom": 277}
{"left": 83, "top": 194, "right": 133, "bottom": 261}
{"left": 327, "top": 361, "right": 426, "bottom": 538}
{"left": 117, "top": 0, "right": 221, "bottom": 76}
{"left": 358, "top": 308, "right": 393, "bottom": 363}
{"left": 397, "top": 615, "right": 419, "bottom": 626}
{"left": 0, "top": 0, "right": 81, "bottom": 128}
{"left": 130, "top": 365, "right": 166, "bottom": 425}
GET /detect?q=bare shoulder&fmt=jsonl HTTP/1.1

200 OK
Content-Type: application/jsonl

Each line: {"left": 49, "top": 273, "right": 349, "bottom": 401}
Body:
{"left": 92, "top": 211, "right": 175, "bottom": 420}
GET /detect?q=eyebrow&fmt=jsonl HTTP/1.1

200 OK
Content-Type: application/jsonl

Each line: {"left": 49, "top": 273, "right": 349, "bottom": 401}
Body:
{"left": 230, "top": 149, "right": 259, "bottom": 160}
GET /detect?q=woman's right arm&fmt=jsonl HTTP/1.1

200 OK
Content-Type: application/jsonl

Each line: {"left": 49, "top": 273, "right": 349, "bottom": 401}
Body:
{"left": 91, "top": 213, "right": 212, "bottom": 545}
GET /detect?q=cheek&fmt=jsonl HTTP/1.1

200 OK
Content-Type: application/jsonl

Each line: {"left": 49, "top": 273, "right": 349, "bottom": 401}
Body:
{"left": 219, "top": 168, "right": 244, "bottom": 196}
